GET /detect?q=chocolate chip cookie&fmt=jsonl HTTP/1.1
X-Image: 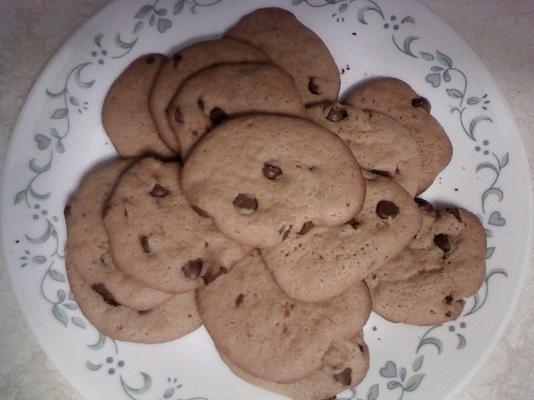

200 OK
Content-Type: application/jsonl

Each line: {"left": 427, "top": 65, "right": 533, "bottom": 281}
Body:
{"left": 197, "top": 250, "right": 371, "bottom": 383}
{"left": 306, "top": 102, "right": 421, "bottom": 196}
{"left": 262, "top": 176, "right": 422, "bottom": 303}
{"left": 220, "top": 332, "right": 369, "bottom": 400}
{"left": 366, "top": 202, "right": 486, "bottom": 325}
{"left": 102, "top": 54, "right": 174, "bottom": 158}
{"left": 149, "top": 38, "right": 269, "bottom": 153}
{"left": 226, "top": 8, "right": 339, "bottom": 105}
{"left": 67, "top": 263, "right": 201, "bottom": 343}
{"left": 103, "top": 157, "right": 251, "bottom": 293}
{"left": 344, "top": 77, "right": 452, "bottom": 193}
{"left": 181, "top": 114, "right": 365, "bottom": 248}
{"left": 65, "top": 160, "right": 173, "bottom": 311}
{"left": 168, "top": 62, "right": 305, "bottom": 155}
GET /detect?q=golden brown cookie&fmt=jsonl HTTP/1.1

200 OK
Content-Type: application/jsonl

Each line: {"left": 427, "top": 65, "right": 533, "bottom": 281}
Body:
{"left": 103, "top": 157, "right": 250, "bottom": 293}
{"left": 197, "top": 251, "right": 371, "bottom": 383}
{"left": 149, "top": 38, "right": 269, "bottom": 153}
{"left": 65, "top": 160, "right": 172, "bottom": 311}
{"left": 344, "top": 77, "right": 452, "bottom": 193}
{"left": 67, "top": 264, "right": 201, "bottom": 343}
{"left": 262, "top": 176, "right": 422, "bottom": 303}
{"left": 306, "top": 102, "right": 421, "bottom": 196}
{"left": 181, "top": 114, "right": 365, "bottom": 248}
{"left": 168, "top": 62, "right": 305, "bottom": 155}
{"left": 102, "top": 54, "right": 174, "bottom": 158}
{"left": 220, "top": 332, "right": 369, "bottom": 400}
{"left": 226, "top": 8, "right": 339, "bottom": 105}
{"left": 367, "top": 202, "right": 486, "bottom": 325}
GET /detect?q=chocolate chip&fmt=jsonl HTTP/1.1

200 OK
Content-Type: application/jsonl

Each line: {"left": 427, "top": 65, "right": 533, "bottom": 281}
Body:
{"left": 233, "top": 193, "right": 258, "bottom": 211}
{"left": 376, "top": 200, "right": 399, "bottom": 219}
{"left": 138, "top": 309, "right": 152, "bottom": 315}
{"left": 182, "top": 259, "right": 203, "bottom": 279}
{"left": 150, "top": 184, "right": 170, "bottom": 198}
{"left": 414, "top": 197, "right": 434, "bottom": 212}
{"left": 202, "top": 266, "right": 228, "bottom": 285}
{"left": 173, "top": 53, "right": 182, "bottom": 68}
{"left": 209, "top": 107, "right": 228, "bottom": 125}
{"left": 370, "top": 169, "right": 392, "bottom": 177}
{"left": 140, "top": 236, "right": 151, "bottom": 254}
{"left": 445, "top": 310, "right": 452, "bottom": 318}
{"left": 333, "top": 368, "right": 352, "bottom": 386}
{"left": 197, "top": 98, "right": 205, "bottom": 111}
{"left": 263, "top": 163, "right": 283, "bottom": 180}
{"left": 308, "top": 77, "right": 321, "bottom": 95}
{"left": 326, "top": 106, "right": 348, "bottom": 122}
{"left": 411, "top": 96, "right": 431, "bottom": 113}
{"left": 92, "top": 283, "right": 120, "bottom": 306}
{"left": 434, "top": 234, "right": 451, "bottom": 252}
{"left": 444, "top": 295, "right": 454, "bottom": 305}
{"left": 235, "top": 293, "right": 244, "bottom": 307}
{"left": 347, "top": 218, "right": 360, "bottom": 229}
{"left": 446, "top": 207, "right": 462, "bottom": 222}
{"left": 174, "top": 107, "right": 184, "bottom": 123}
{"left": 358, "top": 344, "right": 364, "bottom": 352}
{"left": 298, "top": 221, "right": 314, "bottom": 235}
{"left": 283, "top": 303, "right": 293, "bottom": 318}
{"left": 64, "top": 204, "right": 71, "bottom": 218}
{"left": 282, "top": 225, "right": 292, "bottom": 240}
{"left": 102, "top": 203, "right": 111, "bottom": 218}
{"left": 192, "top": 205, "right": 210, "bottom": 218}
{"left": 145, "top": 56, "right": 155, "bottom": 64}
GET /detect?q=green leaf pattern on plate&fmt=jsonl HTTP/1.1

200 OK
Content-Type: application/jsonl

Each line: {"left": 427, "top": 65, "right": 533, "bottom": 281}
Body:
{"left": 11, "top": 1, "right": 510, "bottom": 399}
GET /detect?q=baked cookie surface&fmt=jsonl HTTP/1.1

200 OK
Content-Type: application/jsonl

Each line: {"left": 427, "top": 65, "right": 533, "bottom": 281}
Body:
{"left": 103, "top": 157, "right": 250, "bottom": 293}
{"left": 307, "top": 102, "right": 421, "bottom": 196}
{"left": 220, "top": 332, "right": 369, "bottom": 400}
{"left": 181, "top": 114, "right": 365, "bottom": 248}
{"left": 102, "top": 54, "right": 174, "bottom": 158}
{"left": 67, "top": 264, "right": 201, "bottom": 343}
{"left": 262, "top": 176, "right": 422, "bottom": 303}
{"left": 168, "top": 62, "right": 305, "bottom": 155}
{"left": 344, "top": 77, "right": 452, "bottom": 193}
{"left": 367, "top": 203, "right": 486, "bottom": 325}
{"left": 197, "top": 251, "right": 371, "bottom": 383}
{"left": 226, "top": 7, "right": 339, "bottom": 105}
{"left": 149, "top": 38, "right": 269, "bottom": 153}
{"left": 65, "top": 160, "right": 173, "bottom": 311}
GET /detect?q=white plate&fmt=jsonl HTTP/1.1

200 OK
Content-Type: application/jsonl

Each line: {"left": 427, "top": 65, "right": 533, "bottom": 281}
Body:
{"left": 1, "top": 1, "right": 532, "bottom": 399}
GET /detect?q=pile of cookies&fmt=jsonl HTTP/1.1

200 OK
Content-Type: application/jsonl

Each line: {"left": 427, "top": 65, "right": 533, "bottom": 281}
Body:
{"left": 65, "top": 8, "right": 486, "bottom": 400}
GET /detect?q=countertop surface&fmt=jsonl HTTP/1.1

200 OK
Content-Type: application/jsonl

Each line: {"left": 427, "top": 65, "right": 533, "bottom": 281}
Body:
{"left": 0, "top": 1, "right": 533, "bottom": 399}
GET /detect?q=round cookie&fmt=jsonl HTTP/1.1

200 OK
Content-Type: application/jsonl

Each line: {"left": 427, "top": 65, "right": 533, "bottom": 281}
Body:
{"left": 168, "top": 62, "right": 306, "bottom": 155}
{"left": 102, "top": 54, "right": 174, "bottom": 158}
{"left": 197, "top": 250, "right": 371, "bottom": 383}
{"left": 181, "top": 114, "right": 365, "bottom": 248}
{"left": 306, "top": 102, "right": 421, "bottom": 196}
{"left": 103, "top": 157, "right": 250, "bottom": 293}
{"left": 261, "top": 176, "right": 422, "bottom": 303}
{"left": 344, "top": 77, "right": 452, "bottom": 193}
{"left": 67, "top": 264, "right": 201, "bottom": 343}
{"left": 225, "top": 7, "right": 339, "bottom": 105}
{"left": 65, "top": 160, "right": 173, "bottom": 311}
{"left": 220, "top": 332, "right": 369, "bottom": 400}
{"left": 366, "top": 203, "right": 486, "bottom": 325}
{"left": 149, "top": 38, "right": 269, "bottom": 153}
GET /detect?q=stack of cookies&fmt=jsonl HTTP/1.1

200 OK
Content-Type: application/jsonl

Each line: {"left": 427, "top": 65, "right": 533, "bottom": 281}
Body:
{"left": 65, "top": 8, "right": 486, "bottom": 400}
